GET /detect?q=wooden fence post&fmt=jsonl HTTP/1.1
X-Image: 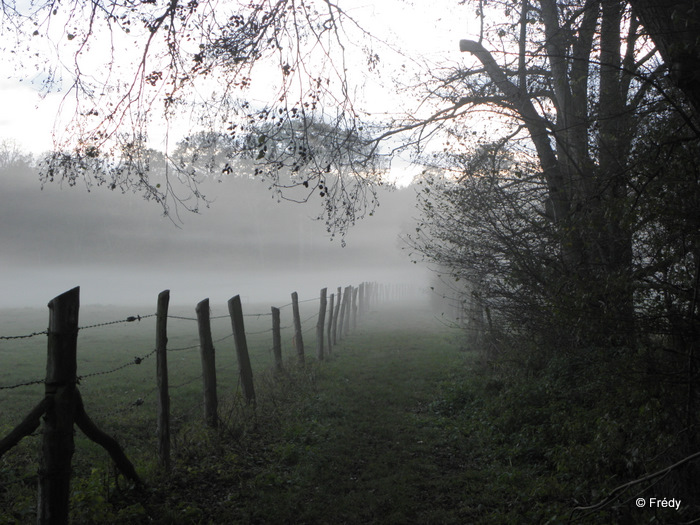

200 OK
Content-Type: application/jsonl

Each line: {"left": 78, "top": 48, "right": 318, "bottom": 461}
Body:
{"left": 38, "top": 286, "right": 80, "bottom": 524}
{"left": 156, "top": 290, "right": 171, "bottom": 470}
{"left": 291, "top": 292, "right": 305, "bottom": 365}
{"left": 332, "top": 286, "right": 341, "bottom": 345}
{"left": 326, "top": 293, "right": 334, "bottom": 355}
{"left": 352, "top": 286, "right": 358, "bottom": 331}
{"left": 316, "top": 288, "right": 327, "bottom": 361}
{"left": 358, "top": 282, "right": 365, "bottom": 316}
{"left": 271, "top": 306, "right": 283, "bottom": 372}
{"left": 343, "top": 285, "right": 352, "bottom": 337}
{"left": 228, "top": 295, "right": 256, "bottom": 405}
{"left": 196, "top": 298, "right": 218, "bottom": 429}
{"left": 338, "top": 286, "right": 347, "bottom": 340}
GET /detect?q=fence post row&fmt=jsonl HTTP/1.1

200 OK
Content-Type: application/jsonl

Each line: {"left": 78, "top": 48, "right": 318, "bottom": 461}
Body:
{"left": 196, "top": 298, "right": 218, "bottom": 429}
{"left": 156, "top": 290, "right": 171, "bottom": 471}
{"left": 0, "top": 281, "right": 383, "bottom": 521}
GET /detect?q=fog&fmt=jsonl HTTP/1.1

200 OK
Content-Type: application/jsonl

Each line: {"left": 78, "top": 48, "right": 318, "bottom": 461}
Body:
{"left": 0, "top": 161, "right": 430, "bottom": 309}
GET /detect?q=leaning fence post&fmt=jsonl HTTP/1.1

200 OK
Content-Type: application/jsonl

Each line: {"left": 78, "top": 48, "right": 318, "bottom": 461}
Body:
{"left": 332, "top": 287, "right": 341, "bottom": 345}
{"left": 271, "top": 306, "right": 283, "bottom": 372}
{"left": 326, "top": 293, "right": 334, "bottom": 355}
{"left": 196, "top": 298, "right": 218, "bottom": 429}
{"left": 291, "top": 292, "right": 305, "bottom": 365}
{"left": 344, "top": 285, "right": 352, "bottom": 336}
{"left": 228, "top": 295, "right": 256, "bottom": 405}
{"left": 316, "top": 288, "right": 327, "bottom": 361}
{"left": 156, "top": 290, "right": 171, "bottom": 470}
{"left": 38, "top": 286, "right": 80, "bottom": 524}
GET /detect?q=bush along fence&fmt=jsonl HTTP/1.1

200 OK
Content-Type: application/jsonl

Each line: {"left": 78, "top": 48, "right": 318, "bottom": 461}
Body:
{"left": 0, "top": 280, "right": 415, "bottom": 524}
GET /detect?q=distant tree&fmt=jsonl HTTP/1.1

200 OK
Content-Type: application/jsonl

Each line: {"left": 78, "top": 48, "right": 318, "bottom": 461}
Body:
{"left": 2, "top": 0, "right": 388, "bottom": 234}
{"left": 0, "top": 139, "right": 32, "bottom": 169}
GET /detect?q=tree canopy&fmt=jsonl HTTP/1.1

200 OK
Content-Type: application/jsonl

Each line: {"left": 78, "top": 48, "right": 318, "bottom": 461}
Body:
{"left": 2, "top": 0, "right": 394, "bottom": 234}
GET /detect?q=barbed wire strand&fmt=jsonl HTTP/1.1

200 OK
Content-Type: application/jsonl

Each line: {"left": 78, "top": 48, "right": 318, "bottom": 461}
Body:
{"left": 0, "top": 330, "right": 48, "bottom": 340}
{"left": 78, "top": 314, "right": 156, "bottom": 331}
{"left": 77, "top": 349, "right": 156, "bottom": 383}
{"left": 0, "top": 377, "right": 46, "bottom": 390}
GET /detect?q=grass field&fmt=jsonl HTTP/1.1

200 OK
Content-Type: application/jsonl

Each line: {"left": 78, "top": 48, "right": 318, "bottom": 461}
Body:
{"left": 3, "top": 298, "right": 692, "bottom": 523}
{"left": 1, "top": 298, "right": 476, "bottom": 523}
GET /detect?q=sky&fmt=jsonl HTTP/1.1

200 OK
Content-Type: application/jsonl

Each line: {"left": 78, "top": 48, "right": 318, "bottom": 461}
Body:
{"left": 0, "top": 0, "right": 472, "bottom": 157}
{"left": 0, "top": 0, "right": 472, "bottom": 310}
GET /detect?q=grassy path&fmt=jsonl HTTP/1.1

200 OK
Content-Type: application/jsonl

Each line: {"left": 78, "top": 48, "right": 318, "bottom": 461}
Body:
{"left": 223, "top": 308, "right": 479, "bottom": 524}
{"left": 1, "top": 306, "right": 481, "bottom": 524}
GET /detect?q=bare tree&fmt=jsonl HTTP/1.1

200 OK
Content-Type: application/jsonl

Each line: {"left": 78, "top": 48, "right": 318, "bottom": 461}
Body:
{"left": 3, "top": 0, "right": 389, "bottom": 233}
{"left": 629, "top": 0, "right": 700, "bottom": 121}
{"left": 398, "top": 0, "right": 667, "bottom": 346}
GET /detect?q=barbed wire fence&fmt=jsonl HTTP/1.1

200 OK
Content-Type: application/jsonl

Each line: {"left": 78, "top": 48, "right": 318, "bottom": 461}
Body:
{"left": 0, "top": 283, "right": 396, "bottom": 512}
{"left": 0, "top": 280, "right": 427, "bottom": 511}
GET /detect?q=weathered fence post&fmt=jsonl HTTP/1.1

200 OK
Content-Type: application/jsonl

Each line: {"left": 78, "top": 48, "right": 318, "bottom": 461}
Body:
{"left": 155, "top": 290, "right": 171, "bottom": 470}
{"left": 291, "top": 292, "right": 305, "bottom": 365}
{"left": 271, "top": 306, "right": 283, "bottom": 372}
{"left": 196, "top": 298, "right": 218, "bottom": 429}
{"left": 338, "top": 286, "right": 347, "bottom": 340}
{"left": 343, "top": 285, "right": 352, "bottom": 337}
{"left": 326, "top": 293, "right": 334, "bottom": 355}
{"left": 332, "top": 286, "right": 341, "bottom": 344}
{"left": 228, "top": 295, "right": 256, "bottom": 405}
{"left": 358, "top": 282, "right": 365, "bottom": 316}
{"left": 316, "top": 288, "right": 327, "bottom": 361}
{"left": 352, "top": 286, "right": 358, "bottom": 331}
{"left": 38, "top": 286, "right": 80, "bottom": 524}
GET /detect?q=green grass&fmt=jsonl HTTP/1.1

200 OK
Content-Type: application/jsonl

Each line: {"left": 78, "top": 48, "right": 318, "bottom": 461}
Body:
{"left": 1, "top": 302, "right": 478, "bottom": 523}
{"left": 3, "top": 302, "right": 694, "bottom": 523}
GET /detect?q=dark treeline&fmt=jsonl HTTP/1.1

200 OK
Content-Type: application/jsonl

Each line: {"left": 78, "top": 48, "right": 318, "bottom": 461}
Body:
{"left": 406, "top": 1, "right": 700, "bottom": 521}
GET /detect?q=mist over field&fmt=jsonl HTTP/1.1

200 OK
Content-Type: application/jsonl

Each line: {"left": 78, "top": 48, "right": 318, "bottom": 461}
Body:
{"left": 0, "top": 160, "right": 430, "bottom": 309}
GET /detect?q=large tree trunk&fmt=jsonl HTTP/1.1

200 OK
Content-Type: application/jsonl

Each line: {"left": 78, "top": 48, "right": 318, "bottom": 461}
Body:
{"left": 630, "top": 0, "right": 700, "bottom": 122}
{"left": 462, "top": 0, "right": 637, "bottom": 346}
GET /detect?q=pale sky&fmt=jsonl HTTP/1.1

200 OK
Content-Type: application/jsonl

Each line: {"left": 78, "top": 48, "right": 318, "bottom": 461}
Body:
{"left": 0, "top": 0, "right": 473, "bottom": 159}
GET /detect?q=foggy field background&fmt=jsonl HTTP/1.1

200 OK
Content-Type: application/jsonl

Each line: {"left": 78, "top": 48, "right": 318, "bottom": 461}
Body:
{"left": 0, "top": 159, "right": 430, "bottom": 308}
